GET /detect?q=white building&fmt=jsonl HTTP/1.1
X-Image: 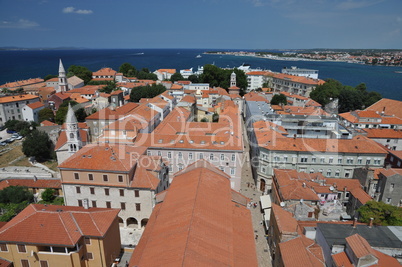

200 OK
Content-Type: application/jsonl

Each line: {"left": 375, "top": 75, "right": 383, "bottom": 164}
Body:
{"left": 22, "top": 101, "right": 45, "bottom": 123}
{"left": 0, "top": 94, "right": 40, "bottom": 126}
{"left": 282, "top": 66, "right": 319, "bottom": 79}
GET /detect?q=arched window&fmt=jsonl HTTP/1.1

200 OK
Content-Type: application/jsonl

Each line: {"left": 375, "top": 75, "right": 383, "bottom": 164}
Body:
{"left": 70, "top": 133, "right": 74, "bottom": 139}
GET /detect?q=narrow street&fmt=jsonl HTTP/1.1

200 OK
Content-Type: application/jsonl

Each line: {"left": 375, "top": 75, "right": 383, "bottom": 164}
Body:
{"left": 240, "top": 120, "right": 272, "bottom": 267}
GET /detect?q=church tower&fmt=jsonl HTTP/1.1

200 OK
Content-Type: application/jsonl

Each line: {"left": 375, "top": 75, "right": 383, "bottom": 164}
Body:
{"left": 230, "top": 71, "right": 236, "bottom": 87}
{"left": 58, "top": 59, "right": 68, "bottom": 92}
{"left": 66, "top": 104, "right": 82, "bottom": 154}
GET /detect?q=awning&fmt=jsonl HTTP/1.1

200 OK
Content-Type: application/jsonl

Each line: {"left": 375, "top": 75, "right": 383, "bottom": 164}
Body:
{"left": 260, "top": 195, "right": 272, "bottom": 210}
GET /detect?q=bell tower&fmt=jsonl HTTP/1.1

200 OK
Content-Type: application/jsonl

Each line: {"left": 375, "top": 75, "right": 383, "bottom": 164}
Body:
{"left": 230, "top": 71, "right": 236, "bottom": 87}
{"left": 66, "top": 104, "right": 82, "bottom": 154}
{"left": 58, "top": 59, "right": 68, "bottom": 92}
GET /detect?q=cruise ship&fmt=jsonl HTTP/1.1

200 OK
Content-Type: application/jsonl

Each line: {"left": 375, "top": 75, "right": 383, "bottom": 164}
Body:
{"left": 282, "top": 66, "right": 319, "bottom": 79}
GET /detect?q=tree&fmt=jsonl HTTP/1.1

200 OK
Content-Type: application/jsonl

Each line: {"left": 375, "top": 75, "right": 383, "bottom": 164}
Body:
{"left": 41, "top": 188, "right": 56, "bottom": 202}
{"left": 271, "top": 94, "right": 287, "bottom": 105}
{"left": 212, "top": 112, "right": 219, "bottom": 122}
{"left": 60, "top": 100, "right": 78, "bottom": 108}
{"left": 129, "top": 84, "right": 166, "bottom": 102}
{"left": 0, "top": 186, "right": 34, "bottom": 204}
{"left": 22, "top": 129, "right": 53, "bottom": 161}
{"left": 119, "top": 63, "right": 137, "bottom": 77}
{"left": 100, "top": 81, "right": 117, "bottom": 94}
{"left": 38, "top": 108, "right": 55, "bottom": 123}
{"left": 67, "top": 65, "right": 92, "bottom": 84}
{"left": 137, "top": 71, "right": 157, "bottom": 80}
{"left": 55, "top": 107, "right": 68, "bottom": 125}
{"left": 200, "top": 117, "right": 209, "bottom": 122}
{"left": 44, "top": 74, "right": 57, "bottom": 81}
{"left": 338, "top": 86, "right": 363, "bottom": 113}
{"left": 170, "top": 72, "right": 184, "bottom": 82}
{"left": 188, "top": 74, "right": 199, "bottom": 83}
{"left": 199, "top": 65, "right": 247, "bottom": 95}
{"left": 358, "top": 201, "right": 402, "bottom": 226}
{"left": 75, "top": 108, "right": 87, "bottom": 122}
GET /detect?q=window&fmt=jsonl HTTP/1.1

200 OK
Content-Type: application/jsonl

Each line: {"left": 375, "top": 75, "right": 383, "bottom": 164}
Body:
{"left": 199, "top": 153, "right": 203, "bottom": 159}
{"left": 21, "top": 260, "right": 29, "bottom": 267}
{"left": 374, "top": 159, "right": 381, "bottom": 165}
{"left": 0, "top": 244, "right": 8, "bottom": 252}
{"left": 157, "top": 151, "right": 161, "bottom": 156}
{"left": 230, "top": 168, "right": 235, "bottom": 175}
{"left": 346, "top": 158, "right": 353, "bottom": 164}
{"left": 320, "top": 157, "right": 325, "bottom": 163}
{"left": 167, "top": 152, "right": 172, "bottom": 159}
{"left": 135, "top": 190, "right": 140, "bottom": 197}
{"left": 78, "top": 200, "right": 83, "bottom": 207}
{"left": 119, "top": 189, "right": 124, "bottom": 197}
{"left": 147, "top": 151, "right": 151, "bottom": 156}
{"left": 189, "top": 153, "right": 193, "bottom": 160}
{"left": 300, "top": 157, "right": 307, "bottom": 163}
{"left": 92, "top": 201, "right": 97, "bottom": 208}
{"left": 390, "top": 183, "right": 395, "bottom": 191}
{"left": 105, "top": 188, "right": 109, "bottom": 196}
{"left": 121, "top": 202, "right": 126, "bottom": 210}
{"left": 231, "top": 154, "right": 236, "bottom": 162}
{"left": 118, "top": 175, "right": 123, "bottom": 182}
{"left": 357, "top": 158, "right": 362, "bottom": 164}
{"left": 284, "top": 156, "right": 288, "bottom": 162}
{"left": 136, "top": 203, "right": 141, "bottom": 211}
{"left": 84, "top": 237, "right": 91, "bottom": 245}
{"left": 178, "top": 152, "right": 182, "bottom": 159}
{"left": 311, "top": 157, "right": 316, "bottom": 163}
{"left": 220, "top": 154, "right": 224, "bottom": 161}
{"left": 310, "top": 169, "right": 315, "bottom": 173}
{"left": 88, "top": 174, "right": 93, "bottom": 181}
{"left": 87, "top": 252, "right": 93, "bottom": 260}
{"left": 90, "top": 187, "right": 95, "bottom": 194}
{"left": 40, "top": 261, "right": 49, "bottom": 267}
{"left": 326, "top": 170, "right": 332, "bottom": 177}
{"left": 106, "top": 201, "right": 111, "bottom": 208}
{"left": 210, "top": 154, "right": 214, "bottom": 160}
{"left": 76, "top": 187, "right": 81, "bottom": 194}
{"left": 335, "top": 170, "right": 340, "bottom": 177}
{"left": 386, "top": 198, "right": 391, "bottom": 204}
{"left": 103, "top": 175, "right": 108, "bottom": 182}
{"left": 74, "top": 173, "right": 79, "bottom": 180}
{"left": 366, "top": 159, "right": 371, "bottom": 165}
{"left": 17, "top": 244, "right": 27, "bottom": 253}
{"left": 329, "top": 158, "right": 333, "bottom": 164}
{"left": 338, "top": 158, "right": 342, "bottom": 164}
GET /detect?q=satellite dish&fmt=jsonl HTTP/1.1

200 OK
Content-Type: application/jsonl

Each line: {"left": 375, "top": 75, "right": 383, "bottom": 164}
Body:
{"left": 280, "top": 202, "right": 285, "bottom": 207}
{"left": 330, "top": 186, "right": 334, "bottom": 191}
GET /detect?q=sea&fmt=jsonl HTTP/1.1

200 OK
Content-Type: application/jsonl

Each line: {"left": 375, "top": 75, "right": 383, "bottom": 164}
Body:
{"left": 1, "top": 48, "right": 402, "bottom": 100}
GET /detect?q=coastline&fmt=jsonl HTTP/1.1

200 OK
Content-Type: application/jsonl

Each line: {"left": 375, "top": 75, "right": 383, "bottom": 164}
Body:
{"left": 204, "top": 52, "right": 402, "bottom": 66}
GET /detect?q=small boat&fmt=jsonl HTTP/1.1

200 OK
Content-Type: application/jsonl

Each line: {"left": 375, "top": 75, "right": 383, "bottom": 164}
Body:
{"left": 395, "top": 71, "right": 402, "bottom": 73}
{"left": 196, "top": 54, "right": 202, "bottom": 58}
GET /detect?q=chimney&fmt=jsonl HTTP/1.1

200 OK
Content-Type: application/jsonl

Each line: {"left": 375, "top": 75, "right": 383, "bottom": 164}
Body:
{"left": 353, "top": 218, "right": 358, "bottom": 228}
{"left": 369, "top": 218, "right": 374, "bottom": 228}
{"left": 83, "top": 198, "right": 89, "bottom": 209}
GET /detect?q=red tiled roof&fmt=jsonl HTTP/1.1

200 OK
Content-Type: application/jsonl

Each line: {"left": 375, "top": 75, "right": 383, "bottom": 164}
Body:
{"left": 364, "top": 128, "right": 402, "bottom": 139}
{"left": 40, "top": 120, "right": 57, "bottom": 126}
{"left": 26, "top": 101, "right": 44, "bottom": 109}
{"left": 349, "top": 188, "right": 372, "bottom": 204}
{"left": 156, "top": 69, "right": 176, "bottom": 74}
{"left": 257, "top": 134, "right": 387, "bottom": 154}
{"left": 92, "top": 67, "right": 117, "bottom": 76}
{"left": 0, "top": 179, "right": 61, "bottom": 190}
{"left": 129, "top": 160, "right": 257, "bottom": 267}
{"left": 0, "top": 78, "right": 44, "bottom": 89}
{"left": 243, "top": 92, "right": 269, "bottom": 102}
{"left": 346, "top": 233, "right": 375, "bottom": 258}
{"left": 279, "top": 236, "right": 325, "bottom": 267}
{"left": 131, "top": 156, "right": 163, "bottom": 190}
{"left": 0, "top": 204, "right": 119, "bottom": 246}
{"left": 332, "top": 252, "right": 353, "bottom": 267}
{"left": 0, "top": 94, "right": 39, "bottom": 104}
{"left": 86, "top": 102, "right": 139, "bottom": 120}
{"left": 271, "top": 203, "right": 299, "bottom": 235}
{"left": 367, "top": 98, "right": 402, "bottom": 119}
{"left": 273, "top": 73, "right": 325, "bottom": 85}
{"left": 58, "top": 144, "right": 147, "bottom": 172}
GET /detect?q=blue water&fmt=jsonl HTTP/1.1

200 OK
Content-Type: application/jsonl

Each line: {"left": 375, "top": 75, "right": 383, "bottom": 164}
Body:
{"left": 1, "top": 48, "right": 401, "bottom": 100}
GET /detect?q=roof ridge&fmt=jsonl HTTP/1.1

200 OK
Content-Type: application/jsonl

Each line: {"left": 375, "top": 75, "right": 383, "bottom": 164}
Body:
{"left": 58, "top": 211, "right": 80, "bottom": 245}
{"left": 182, "top": 168, "right": 204, "bottom": 266}
{"left": 304, "top": 236, "right": 325, "bottom": 265}
{"left": 88, "top": 213, "right": 104, "bottom": 236}
{"left": 0, "top": 205, "right": 36, "bottom": 234}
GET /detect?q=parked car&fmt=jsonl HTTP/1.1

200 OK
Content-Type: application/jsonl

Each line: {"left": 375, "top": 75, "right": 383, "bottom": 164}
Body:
{"left": 15, "top": 136, "right": 23, "bottom": 140}
{"left": 0, "top": 141, "right": 6, "bottom": 146}
{"left": 6, "top": 129, "right": 16, "bottom": 134}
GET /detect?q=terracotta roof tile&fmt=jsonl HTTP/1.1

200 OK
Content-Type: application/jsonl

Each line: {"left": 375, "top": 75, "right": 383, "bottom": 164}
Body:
{"left": 271, "top": 203, "right": 299, "bottom": 235}
{"left": 0, "top": 94, "right": 39, "bottom": 103}
{"left": 279, "top": 236, "right": 325, "bottom": 267}
{"left": 0, "top": 179, "right": 61, "bottom": 190}
{"left": 0, "top": 204, "right": 119, "bottom": 246}
{"left": 58, "top": 144, "right": 147, "bottom": 172}
{"left": 0, "top": 78, "right": 44, "bottom": 89}
{"left": 26, "top": 101, "right": 44, "bottom": 109}
{"left": 129, "top": 160, "right": 257, "bottom": 267}
{"left": 367, "top": 98, "right": 402, "bottom": 119}
{"left": 92, "top": 67, "right": 117, "bottom": 76}
{"left": 332, "top": 252, "right": 353, "bottom": 267}
{"left": 364, "top": 128, "right": 402, "bottom": 139}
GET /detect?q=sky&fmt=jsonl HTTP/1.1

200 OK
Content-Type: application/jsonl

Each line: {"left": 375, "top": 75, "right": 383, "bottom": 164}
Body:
{"left": 0, "top": 0, "right": 401, "bottom": 49}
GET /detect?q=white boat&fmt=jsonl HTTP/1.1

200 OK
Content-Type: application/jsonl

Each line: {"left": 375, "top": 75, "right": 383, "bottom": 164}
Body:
{"left": 196, "top": 54, "right": 202, "bottom": 58}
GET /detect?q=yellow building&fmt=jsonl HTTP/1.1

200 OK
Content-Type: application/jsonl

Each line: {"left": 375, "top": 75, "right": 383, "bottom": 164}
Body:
{"left": 0, "top": 204, "right": 121, "bottom": 267}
